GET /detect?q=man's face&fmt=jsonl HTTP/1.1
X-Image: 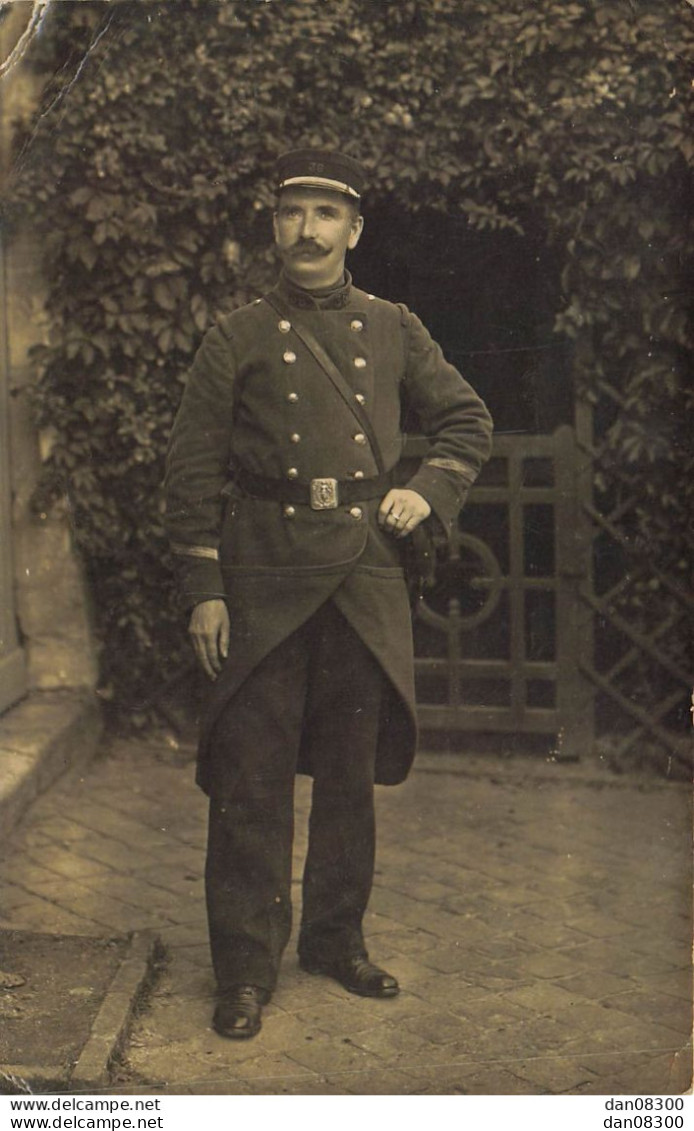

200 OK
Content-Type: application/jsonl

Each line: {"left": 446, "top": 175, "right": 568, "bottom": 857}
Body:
{"left": 273, "top": 187, "right": 364, "bottom": 288}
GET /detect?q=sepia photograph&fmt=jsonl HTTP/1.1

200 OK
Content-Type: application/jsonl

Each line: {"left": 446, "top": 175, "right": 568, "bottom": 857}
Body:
{"left": 0, "top": 0, "right": 691, "bottom": 1107}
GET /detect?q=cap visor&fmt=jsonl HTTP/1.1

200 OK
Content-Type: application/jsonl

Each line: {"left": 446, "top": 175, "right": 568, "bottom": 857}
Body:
{"left": 278, "top": 175, "right": 361, "bottom": 198}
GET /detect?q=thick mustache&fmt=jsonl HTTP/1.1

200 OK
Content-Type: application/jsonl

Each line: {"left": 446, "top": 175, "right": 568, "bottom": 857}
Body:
{"left": 290, "top": 241, "right": 329, "bottom": 257}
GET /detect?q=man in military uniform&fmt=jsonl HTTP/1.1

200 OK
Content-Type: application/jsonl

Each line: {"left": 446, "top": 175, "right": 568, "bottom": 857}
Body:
{"left": 164, "top": 149, "right": 493, "bottom": 1039}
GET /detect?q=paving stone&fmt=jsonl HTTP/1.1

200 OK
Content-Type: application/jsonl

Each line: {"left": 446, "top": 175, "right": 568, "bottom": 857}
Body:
{"left": 388, "top": 879, "right": 462, "bottom": 902}
{"left": 480, "top": 884, "right": 550, "bottom": 908}
{"left": 316, "top": 989, "right": 424, "bottom": 1024}
{"left": 559, "top": 1018, "right": 685, "bottom": 1059}
{"left": 134, "top": 994, "right": 212, "bottom": 1045}
{"left": 7, "top": 828, "right": 55, "bottom": 849}
{"left": 374, "top": 927, "right": 442, "bottom": 954}
{"left": 416, "top": 1062, "right": 543, "bottom": 1094}
{"left": 158, "top": 964, "right": 215, "bottom": 1001}
{"left": 501, "top": 1055, "right": 598, "bottom": 1093}
{"left": 1, "top": 899, "right": 104, "bottom": 935}
{"left": 405, "top": 974, "right": 498, "bottom": 1009}
{"left": 513, "top": 950, "right": 591, "bottom": 979}
{"left": 131, "top": 863, "right": 203, "bottom": 890}
{"left": 647, "top": 970, "right": 693, "bottom": 1003}
{"left": 292, "top": 1002, "right": 375, "bottom": 1033}
{"left": 154, "top": 922, "right": 207, "bottom": 947}
{"left": 626, "top": 930, "right": 692, "bottom": 965}
{"left": 612, "top": 1049, "right": 693, "bottom": 1095}
{"left": 125, "top": 1044, "right": 227, "bottom": 1086}
{"left": 67, "top": 831, "right": 155, "bottom": 873}
{"left": 362, "top": 910, "right": 417, "bottom": 935}
{"left": 55, "top": 801, "right": 173, "bottom": 847}
{"left": 86, "top": 875, "right": 203, "bottom": 921}
{"left": 19, "top": 882, "right": 169, "bottom": 933}
{"left": 433, "top": 918, "right": 502, "bottom": 950}
{"left": 450, "top": 1014, "right": 574, "bottom": 1061}
{"left": 268, "top": 980, "right": 346, "bottom": 1012}
{"left": 27, "top": 849, "right": 113, "bottom": 882}
{"left": 566, "top": 912, "right": 644, "bottom": 939}
{"left": 399, "top": 1009, "right": 481, "bottom": 1046}
{"left": 25, "top": 816, "right": 92, "bottom": 844}
{"left": 466, "top": 964, "right": 530, "bottom": 990}
{"left": 0, "top": 883, "right": 46, "bottom": 914}
{"left": 265, "top": 1074, "right": 347, "bottom": 1095}
{"left": 416, "top": 943, "right": 489, "bottom": 974}
{"left": 555, "top": 969, "right": 640, "bottom": 1001}
{"left": 0, "top": 861, "right": 71, "bottom": 889}
{"left": 130, "top": 844, "right": 204, "bottom": 872}
{"left": 342, "top": 1067, "right": 428, "bottom": 1094}
{"left": 228, "top": 1052, "right": 318, "bottom": 1084}
{"left": 470, "top": 935, "right": 540, "bottom": 962}
{"left": 597, "top": 989, "right": 693, "bottom": 1035}
{"left": 350, "top": 1023, "right": 431, "bottom": 1058}
{"left": 503, "top": 982, "right": 580, "bottom": 1013}
{"left": 450, "top": 994, "right": 531, "bottom": 1028}
{"left": 545, "top": 999, "right": 640, "bottom": 1035}
{"left": 3, "top": 736, "right": 691, "bottom": 1096}
{"left": 164, "top": 943, "right": 212, "bottom": 969}
{"left": 285, "top": 1034, "right": 378, "bottom": 1075}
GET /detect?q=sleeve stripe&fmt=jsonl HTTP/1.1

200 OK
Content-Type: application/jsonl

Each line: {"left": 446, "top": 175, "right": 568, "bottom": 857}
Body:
{"left": 170, "top": 542, "right": 220, "bottom": 562}
{"left": 426, "top": 457, "right": 476, "bottom": 483}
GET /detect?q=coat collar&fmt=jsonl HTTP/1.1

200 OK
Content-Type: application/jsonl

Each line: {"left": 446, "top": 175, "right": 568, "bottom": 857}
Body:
{"left": 275, "top": 269, "right": 354, "bottom": 311}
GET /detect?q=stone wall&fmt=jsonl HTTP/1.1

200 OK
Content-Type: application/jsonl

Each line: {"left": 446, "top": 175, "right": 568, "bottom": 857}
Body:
{"left": 1, "top": 5, "right": 99, "bottom": 702}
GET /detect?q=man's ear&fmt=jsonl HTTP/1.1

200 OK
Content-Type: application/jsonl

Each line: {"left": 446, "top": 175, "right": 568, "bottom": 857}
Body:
{"left": 348, "top": 214, "right": 364, "bottom": 251}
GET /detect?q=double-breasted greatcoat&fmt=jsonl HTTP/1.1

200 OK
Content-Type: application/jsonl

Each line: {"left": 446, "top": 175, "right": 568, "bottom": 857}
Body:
{"left": 164, "top": 271, "right": 493, "bottom": 793}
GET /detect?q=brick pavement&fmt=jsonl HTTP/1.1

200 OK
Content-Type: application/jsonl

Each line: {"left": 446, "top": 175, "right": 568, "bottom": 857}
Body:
{"left": 0, "top": 739, "right": 691, "bottom": 1095}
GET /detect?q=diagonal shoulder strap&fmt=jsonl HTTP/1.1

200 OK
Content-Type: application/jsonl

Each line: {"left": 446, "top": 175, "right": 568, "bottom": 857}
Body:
{"left": 264, "top": 291, "right": 386, "bottom": 475}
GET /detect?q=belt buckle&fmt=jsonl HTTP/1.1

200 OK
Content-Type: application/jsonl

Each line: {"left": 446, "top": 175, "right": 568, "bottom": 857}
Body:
{"left": 310, "top": 478, "right": 339, "bottom": 510}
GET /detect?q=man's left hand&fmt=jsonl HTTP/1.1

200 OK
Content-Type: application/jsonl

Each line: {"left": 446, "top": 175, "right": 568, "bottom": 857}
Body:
{"left": 378, "top": 489, "right": 431, "bottom": 538}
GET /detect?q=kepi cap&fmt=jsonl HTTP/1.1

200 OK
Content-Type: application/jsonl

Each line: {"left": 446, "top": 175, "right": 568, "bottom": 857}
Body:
{"left": 276, "top": 148, "right": 366, "bottom": 199}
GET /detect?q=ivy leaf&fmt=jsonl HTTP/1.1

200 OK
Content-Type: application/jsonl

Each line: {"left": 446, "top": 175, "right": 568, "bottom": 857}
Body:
{"left": 153, "top": 281, "right": 177, "bottom": 311}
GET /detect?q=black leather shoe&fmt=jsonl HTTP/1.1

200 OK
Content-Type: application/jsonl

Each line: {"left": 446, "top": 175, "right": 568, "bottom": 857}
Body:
{"left": 212, "top": 985, "right": 268, "bottom": 1039}
{"left": 299, "top": 954, "right": 399, "bottom": 998}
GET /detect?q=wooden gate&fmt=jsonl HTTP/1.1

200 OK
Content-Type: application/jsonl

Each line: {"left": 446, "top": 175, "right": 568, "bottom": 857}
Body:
{"left": 407, "top": 425, "right": 592, "bottom": 759}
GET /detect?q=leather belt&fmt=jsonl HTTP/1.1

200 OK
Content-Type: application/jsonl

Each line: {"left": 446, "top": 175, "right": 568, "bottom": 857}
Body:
{"left": 233, "top": 467, "right": 394, "bottom": 510}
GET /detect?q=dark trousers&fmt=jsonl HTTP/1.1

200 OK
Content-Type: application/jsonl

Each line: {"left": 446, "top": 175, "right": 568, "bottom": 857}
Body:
{"left": 205, "top": 600, "right": 385, "bottom": 995}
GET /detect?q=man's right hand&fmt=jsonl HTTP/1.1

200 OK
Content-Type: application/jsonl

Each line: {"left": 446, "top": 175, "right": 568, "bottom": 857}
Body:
{"left": 188, "top": 599, "right": 230, "bottom": 680}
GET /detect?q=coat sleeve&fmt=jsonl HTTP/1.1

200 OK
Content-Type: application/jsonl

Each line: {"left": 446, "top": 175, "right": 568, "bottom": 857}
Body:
{"left": 399, "top": 309, "right": 493, "bottom": 532}
{"left": 164, "top": 323, "right": 237, "bottom": 606}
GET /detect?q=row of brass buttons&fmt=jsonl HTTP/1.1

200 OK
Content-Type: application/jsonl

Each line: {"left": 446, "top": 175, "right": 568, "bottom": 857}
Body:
{"left": 283, "top": 505, "right": 363, "bottom": 520}
{"left": 286, "top": 426, "right": 366, "bottom": 478}
{"left": 285, "top": 391, "right": 367, "bottom": 405}
{"left": 283, "top": 350, "right": 368, "bottom": 368}
{"left": 277, "top": 319, "right": 364, "bottom": 334}
{"left": 277, "top": 316, "right": 369, "bottom": 496}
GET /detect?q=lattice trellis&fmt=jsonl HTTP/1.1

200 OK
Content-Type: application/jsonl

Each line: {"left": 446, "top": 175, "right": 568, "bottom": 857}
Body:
{"left": 574, "top": 400, "right": 693, "bottom": 772}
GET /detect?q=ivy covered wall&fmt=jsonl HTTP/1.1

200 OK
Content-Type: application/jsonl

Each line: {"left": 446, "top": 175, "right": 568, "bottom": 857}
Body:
{"left": 7, "top": 0, "right": 692, "bottom": 729}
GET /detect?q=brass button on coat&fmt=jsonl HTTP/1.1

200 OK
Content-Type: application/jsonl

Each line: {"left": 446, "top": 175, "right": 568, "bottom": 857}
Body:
{"left": 350, "top": 319, "right": 364, "bottom": 332}
{"left": 278, "top": 320, "right": 292, "bottom": 333}
{"left": 289, "top": 433, "right": 301, "bottom": 443}
{"left": 353, "top": 470, "right": 365, "bottom": 480}
{"left": 283, "top": 350, "right": 297, "bottom": 364}
{"left": 353, "top": 433, "right": 366, "bottom": 445}
{"left": 283, "top": 505, "right": 296, "bottom": 518}
{"left": 353, "top": 357, "right": 367, "bottom": 369}
{"left": 349, "top": 506, "right": 363, "bottom": 519}
{"left": 287, "top": 392, "right": 299, "bottom": 403}
{"left": 355, "top": 393, "right": 366, "bottom": 405}
{"left": 286, "top": 467, "right": 299, "bottom": 480}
